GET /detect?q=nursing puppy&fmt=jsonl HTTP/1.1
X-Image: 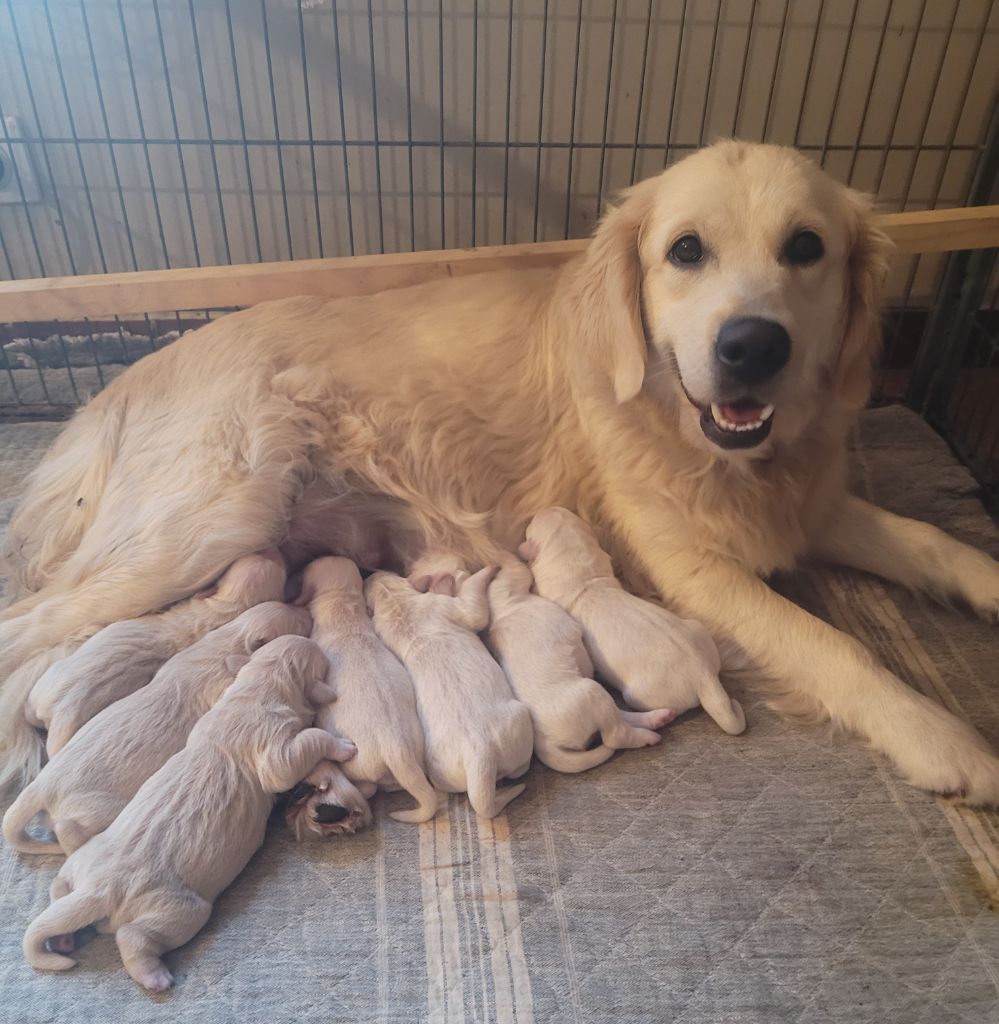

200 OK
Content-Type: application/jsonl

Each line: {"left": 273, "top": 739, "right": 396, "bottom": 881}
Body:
{"left": 485, "top": 560, "right": 675, "bottom": 772}
{"left": 366, "top": 566, "right": 534, "bottom": 818}
{"left": 26, "top": 549, "right": 287, "bottom": 754}
{"left": 294, "top": 556, "right": 439, "bottom": 828}
{"left": 285, "top": 761, "right": 375, "bottom": 839}
{"left": 522, "top": 508, "right": 745, "bottom": 735}
{"left": 23, "top": 635, "right": 345, "bottom": 993}
{"left": 2, "top": 602, "right": 315, "bottom": 855}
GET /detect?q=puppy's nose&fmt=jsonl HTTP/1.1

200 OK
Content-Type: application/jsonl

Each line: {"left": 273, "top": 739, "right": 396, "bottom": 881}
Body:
{"left": 313, "top": 803, "right": 349, "bottom": 824}
{"left": 714, "top": 317, "right": 790, "bottom": 386}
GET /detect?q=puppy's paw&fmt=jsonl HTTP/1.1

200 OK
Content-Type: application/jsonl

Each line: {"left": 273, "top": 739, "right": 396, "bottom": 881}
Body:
{"left": 44, "top": 934, "right": 76, "bottom": 955}
{"left": 954, "top": 549, "right": 999, "bottom": 623}
{"left": 330, "top": 737, "right": 358, "bottom": 762}
{"left": 138, "top": 965, "right": 174, "bottom": 993}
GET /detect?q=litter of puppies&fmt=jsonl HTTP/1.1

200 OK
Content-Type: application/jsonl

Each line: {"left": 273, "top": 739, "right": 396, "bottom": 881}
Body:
{"left": 5, "top": 507, "right": 742, "bottom": 992}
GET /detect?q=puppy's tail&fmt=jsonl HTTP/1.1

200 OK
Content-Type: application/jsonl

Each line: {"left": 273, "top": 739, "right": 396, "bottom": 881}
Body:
{"left": 387, "top": 756, "right": 442, "bottom": 824}
{"left": 23, "top": 890, "right": 106, "bottom": 971}
{"left": 2, "top": 786, "right": 61, "bottom": 854}
{"left": 534, "top": 735, "right": 614, "bottom": 774}
{"left": 698, "top": 674, "right": 747, "bottom": 736}
{"left": 466, "top": 749, "right": 525, "bottom": 820}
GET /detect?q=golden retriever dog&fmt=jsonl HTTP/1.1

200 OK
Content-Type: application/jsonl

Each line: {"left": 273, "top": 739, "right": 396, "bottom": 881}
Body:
{"left": 22, "top": 635, "right": 339, "bottom": 993}
{"left": 1, "top": 140, "right": 998, "bottom": 803}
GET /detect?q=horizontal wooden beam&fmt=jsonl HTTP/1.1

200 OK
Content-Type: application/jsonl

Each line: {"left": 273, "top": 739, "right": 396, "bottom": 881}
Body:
{"left": 0, "top": 206, "right": 996, "bottom": 323}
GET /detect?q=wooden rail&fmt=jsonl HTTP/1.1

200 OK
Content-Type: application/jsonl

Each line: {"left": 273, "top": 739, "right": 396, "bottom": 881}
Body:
{"left": 0, "top": 206, "right": 996, "bottom": 323}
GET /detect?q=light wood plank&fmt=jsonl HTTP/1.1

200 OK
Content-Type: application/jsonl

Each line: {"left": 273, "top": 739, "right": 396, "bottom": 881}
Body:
{"left": 0, "top": 208, "right": 995, "bottom": 322}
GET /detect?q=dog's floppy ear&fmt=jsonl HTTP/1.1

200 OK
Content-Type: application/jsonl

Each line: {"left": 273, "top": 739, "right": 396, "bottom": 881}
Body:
{"left": 833, "top": 188, "right": 893, "bottom": 409}
{"left": 573, "top": 176, "right": 659, "bottom": 404}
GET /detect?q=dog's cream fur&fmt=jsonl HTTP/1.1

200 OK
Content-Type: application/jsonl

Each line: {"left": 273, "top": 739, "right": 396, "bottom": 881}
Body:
{"left": 300, "top": 556, "right": 440, "bottom": 824}
{"left": 26, "top": 549, "right": 287, "bottom": 754}
{"left": 522, "top": 508, "right": 746, "bottom": 734}
{"left": 285, "top": 759, "right": 375, "bottom": 839}
{"left": 485, "top": 559, "right": 675, "bottom": 771}
{"left": 1, "top": 141, "right": 998, "bottom": 802}
{"left": 2, "top": 602, "right": 318, "bottom": 855}
{"left": 22, "top": 635, "right": 342, "bottom": 992}
{"left": 366, "top": 567, "right": 534, "bottom": 818}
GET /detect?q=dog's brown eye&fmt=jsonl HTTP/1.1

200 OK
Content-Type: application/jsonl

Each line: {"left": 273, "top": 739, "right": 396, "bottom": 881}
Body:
{"left": 668, "top": 234, "right": 703, "bottom": 266}
{"left": 783, "top": 230, "right": 824, "bottom": 266}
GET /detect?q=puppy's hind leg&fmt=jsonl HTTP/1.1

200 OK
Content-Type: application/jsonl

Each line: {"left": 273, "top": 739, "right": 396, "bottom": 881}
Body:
{"left": 115, "top": 892, "right": 212, "bottom": 993}
{"left": 466, "top": 748, "right": 525, "bottom": 819}
{"left": 596, "top": 694, "right": 671, "bottom": 751}
{"left": 697, "top": 675, "right": 746, "bottom": 736}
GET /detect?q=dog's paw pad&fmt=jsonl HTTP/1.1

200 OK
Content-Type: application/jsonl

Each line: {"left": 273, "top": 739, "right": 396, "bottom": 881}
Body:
{"left": 139, "top": 966, "right": 174, "bottom": 993}
{"left": 44, "top": 933, "right": 76, "bottom": 955}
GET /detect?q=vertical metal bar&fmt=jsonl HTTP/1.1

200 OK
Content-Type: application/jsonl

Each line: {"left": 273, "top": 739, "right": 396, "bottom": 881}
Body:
{"left": 562, "top": 0, "right": 584, "bottom": 238}
{"left": 80, "top": 317, "right": 105, "bottom": 390}
{"left": 844, "top": 0, "right": 893, "bottom": 186}
{"left": 730, "top": 0, "right": 759, "bottom": 138}
{"left": 817, "top": 0, "right": 860, "bottom": 168}
{"left": 0, "top": 227, "right": 14, "bottom": 279}
{"left": 0, "top": 83, "right": 46, "bottom": 277}
{"left": 79, "top": 0, "right": 139, "bottom": 272}
{"left": 871, "top": 0, "right": 928, "bottom": 192}
{"left": 595, "top": 0, "right": 620, "bottom": 221}
{"left": 697, "top": 0, "right": 724, "bottom": 147}
{"left": 183, "top": 0, "right": 231, "bottom": 264}
{"left": 438, "top": 0, "right": 446, "bottom": 248}
{"left": 662, "top": 0, "right": 689, "bottom": 165}
{"left": 532, "top": 0, "right": 550, "bottom": 242}
{"left": 260, "top": 0, "right": 294, "bottom": 260}
{"left": 792, "top": 0, "right": 826, "bottom": 146}
{"left": 628, "top": 0, "right": 655, "bottom": 185}
{"left": 297, "top": 0, "right": 324, "bottom": 257}
{"left": 6, "top": 0, "right": 78, "bottom": 274}
{"left": 471, "top": 0, "right": 479, "bottom": 245}
{"left": 223, "top": 0, "right": 263, "bottom": 262}
{"left": 41, "top": 2, "right": 109, "bottom": 275}
{"left": 403, "top": 0, "right": 416, "bottom": 251}
{"left": 52, "top": 325, "right": 79, "bottom": 400}
{"left": 330, "top": 0, "right": 355, "bottom": 256}
{"left": 24, "top": 334, "right": 53, "bottom": 405}
{"left": 501, "top": 0, "right": 514, "bottom": 244}
{"left": 366, "top": 0, "right": 385, "bottom": 253}
{"left": 760, "top": 0, "right": 790, "bottom": 141}
{"left": 117, "top": 3, "right": 170, "bottom": 269}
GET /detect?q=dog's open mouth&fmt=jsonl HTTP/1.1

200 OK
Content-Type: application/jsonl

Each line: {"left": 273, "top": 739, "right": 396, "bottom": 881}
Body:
{"left": 682, "top": 387, "right": 775, "bottom": 450}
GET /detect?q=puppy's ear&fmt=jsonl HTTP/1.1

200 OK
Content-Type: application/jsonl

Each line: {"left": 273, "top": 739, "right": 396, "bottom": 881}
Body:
{"left": 572, "top": 176, "right": 659, "bottom": 404}
{"left": 306, "top": 680, "right": 337, "bottom": 706}
{"left": 833, "top": 188, "right": 893, "bottom": 408}
{"left": 410, "top": 574, "right": 432, "bottom": 593}
{"left": 517, "top": 540, "right": 540, "bottom": 562}
{"left": 225, "top": 654, "right": 251, "bottom": 675}
{"left": 430, "top": 573, "right": 456, "bottom": 596}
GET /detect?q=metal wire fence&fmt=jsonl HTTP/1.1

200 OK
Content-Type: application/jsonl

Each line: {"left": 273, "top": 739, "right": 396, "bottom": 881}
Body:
{"left": 0, "top": 0, "right": 996, "bottom": 492}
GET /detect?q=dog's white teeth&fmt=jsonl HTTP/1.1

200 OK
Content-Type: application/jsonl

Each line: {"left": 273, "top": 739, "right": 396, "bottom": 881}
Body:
{"left": 759, "top": 404, "right": 775, "bottom": 422}
{"left": 710, "top": 402, "right": 775, "bottom": 433}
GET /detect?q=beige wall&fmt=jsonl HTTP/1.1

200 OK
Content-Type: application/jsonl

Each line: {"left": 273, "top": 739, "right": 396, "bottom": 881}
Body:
{"left": 0, "top": 0, "right": 995, "bottom": 302}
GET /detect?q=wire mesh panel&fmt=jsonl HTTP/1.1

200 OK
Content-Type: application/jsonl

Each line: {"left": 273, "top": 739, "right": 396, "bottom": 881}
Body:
{"left": 0, "top": 0, "right": 997, "bottom": 489}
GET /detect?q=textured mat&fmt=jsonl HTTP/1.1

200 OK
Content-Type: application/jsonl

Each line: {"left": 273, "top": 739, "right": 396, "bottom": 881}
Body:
{"left": 1, "top": 406, "right": 997, "bottom": 1024}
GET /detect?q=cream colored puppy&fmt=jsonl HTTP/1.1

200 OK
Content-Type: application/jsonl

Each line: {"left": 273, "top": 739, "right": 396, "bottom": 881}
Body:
{"left": 285, "top": 760, "right": 375, "bottom": 839}
{"left": 26, "top": 549, "right": 287, "bottom": 754}
{"left": 297, "top": 556, "right": 439, "bottom": 826}
{"left": 366, "top": 566, "right": 534, "bottom": 819}
{"left": 2, "top": 602, "right": 319, "bottom": 855}
{"left": 22, "top": 635, "right": 344, "bottom": 993}
{"left": 522, "top": 508, "right": 746, "bottom": 735}
{"left": 485, "top": 560, "right": 676, "bottom": 772}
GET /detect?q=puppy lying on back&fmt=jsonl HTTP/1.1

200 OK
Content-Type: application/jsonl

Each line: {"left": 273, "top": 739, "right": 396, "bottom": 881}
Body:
{"left": 366, "top": 566, "right": 533, "bottom": 819}
{"left": 26, "top": 549, "right": 287, "bottom": 754}
{"left": 2, "top": 602, "right": 324, "bottom": 856}
{"left": 23, "top": 635, "right": 345, "bottom": 993}
{"left": 285, "top": 761, "right": 374, "bottom": 840}
{"left": 522, "top": 509, "right": 745, "bottom": 735}
{"left": 290, "top": 556, "right": 438, "bottom": 832}
{"left": 485, "top": 560, "right": 675, "bottom": 772}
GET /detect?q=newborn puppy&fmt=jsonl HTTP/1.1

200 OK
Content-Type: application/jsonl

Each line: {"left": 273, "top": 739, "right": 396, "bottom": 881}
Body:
{"left": 293, "top": 557, "right": 439, "bottom": 829}
{"left": 521, "top": 508, "right": 745, "bottom": 735}
{"left": 2, "top": 602, "right": 319, "bottom": 855}
{"left": 285, "top": 761, "right": 375, "bottom": 840}
{"left": 486, "top": 560, "right": 675, "bottom": 772}
{"left": 26, "top": 549, "right": 287, "bottom": 754}
{"left": 23, "top": 635, "right": 348, "bottom": 993}
{"left": 366, "top": 566, "right": 534, "bottom": 819}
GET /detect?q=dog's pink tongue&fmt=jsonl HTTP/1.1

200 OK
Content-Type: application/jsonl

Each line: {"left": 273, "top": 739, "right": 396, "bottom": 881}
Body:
{"left": 718, "top": 400, "right": 765, "bottom": 424}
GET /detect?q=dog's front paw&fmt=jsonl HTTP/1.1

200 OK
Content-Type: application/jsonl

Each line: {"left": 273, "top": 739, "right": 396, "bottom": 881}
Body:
{"left": 954, "top": 548, "right": 999, "bottom": 623}
{"left": 330, "top": 737, "right": 358, "bottom": 762}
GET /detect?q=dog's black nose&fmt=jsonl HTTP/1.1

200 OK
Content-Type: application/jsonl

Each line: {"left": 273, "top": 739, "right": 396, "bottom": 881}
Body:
{"left": 313, "top": 803, "right": 350, "bottom": 824}
{"left": 714, "top": 317, "right": 790, "bottom": 385}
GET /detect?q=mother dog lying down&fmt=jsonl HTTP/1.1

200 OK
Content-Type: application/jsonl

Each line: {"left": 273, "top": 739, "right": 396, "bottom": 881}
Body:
{"left": 2, "top": 140, "right": 998, "bottom": 801}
